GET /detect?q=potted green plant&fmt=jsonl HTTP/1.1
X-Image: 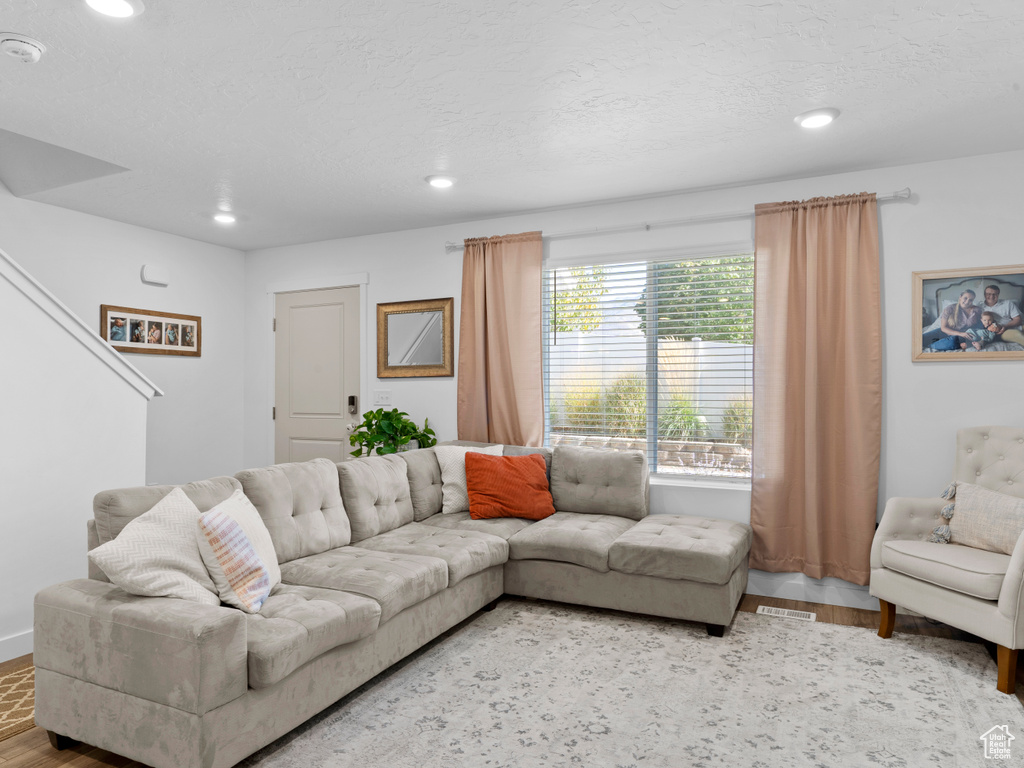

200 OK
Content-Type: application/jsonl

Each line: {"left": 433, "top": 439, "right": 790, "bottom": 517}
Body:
{"left": 349, "top": 408, "right": 437, "bottom": 457}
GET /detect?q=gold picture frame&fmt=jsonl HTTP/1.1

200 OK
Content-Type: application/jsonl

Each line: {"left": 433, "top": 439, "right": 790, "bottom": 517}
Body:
{"left": 101, "top": 304, "right": 202, "bottom": 357}
{"left": 377, "top": 297, "right": 454, "bottom": 377}
{"left": 912, "top": 265, "right": 1024, "bottom": 362}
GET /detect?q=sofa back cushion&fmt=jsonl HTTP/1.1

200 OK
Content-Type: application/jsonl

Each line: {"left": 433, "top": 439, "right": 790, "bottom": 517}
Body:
{"left": 954, "top": 426, "right": 1024, "bottom": 501}
{"left": 550, "top": 446, "right": 649, "bottom": 520}
{"left": 235, "top": 458, "right": 349, "bottom": 564}
{"left": 503, "top": 445, "right": 552, "bottom": 478}
{"left": 337, "top": 454, "right": 414, "bottom": 542}
{"left": 93, "top": 476, "right": 241, "bottom": 545}
{"left": 402, "top": 445, "right": 553, "bottom": 521}
{"left": 401, "top": 448, "right": 444, "bottom": 521}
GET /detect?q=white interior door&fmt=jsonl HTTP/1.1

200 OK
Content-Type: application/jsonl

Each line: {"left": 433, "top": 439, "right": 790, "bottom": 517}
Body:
{"left": 275, "top": 286, "right": 360, "bottom": 463}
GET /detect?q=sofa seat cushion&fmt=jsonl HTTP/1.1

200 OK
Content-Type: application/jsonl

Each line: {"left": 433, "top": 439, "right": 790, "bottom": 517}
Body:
{"left": 420, "top": 511, "right": 534, "bottom": 541}
{"left": 355, "top": 522, "right": 509, "bottom": 586}
{"left": 279, "top": 547, "right": 448, "bottom": 623}
{"left": 507, "top": 512, "right": 636, "bottom": 572}
{"left": 881, "top": 540, "right": 1010, "bottom": 600}
{"left": 608, "top": 515, "right": 752, "bottom": 585}
{"left": 246, "top": 584, "right": 381, "bottom": 689}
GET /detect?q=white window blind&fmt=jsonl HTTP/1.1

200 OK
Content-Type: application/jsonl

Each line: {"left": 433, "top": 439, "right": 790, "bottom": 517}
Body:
{"left": 542, "top": 253, "right": 753, "bottom": 478}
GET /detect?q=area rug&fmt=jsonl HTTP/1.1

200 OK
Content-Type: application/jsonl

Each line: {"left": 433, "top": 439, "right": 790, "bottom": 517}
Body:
{"left": 241, "top": 599, "right": 1024, "bottom": 767}
{"left": 0, "top": 665, "right": 34, "bottom": 743}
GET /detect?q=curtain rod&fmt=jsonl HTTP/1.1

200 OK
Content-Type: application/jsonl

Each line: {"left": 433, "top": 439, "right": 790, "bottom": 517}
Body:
{"left": 443, "top": 187, "right": 912, "bottom": 253}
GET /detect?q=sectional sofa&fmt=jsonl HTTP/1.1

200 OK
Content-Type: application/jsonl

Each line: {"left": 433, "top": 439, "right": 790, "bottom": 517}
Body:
{"left": 33, "top": 443, "right": 751, "bottom": 768}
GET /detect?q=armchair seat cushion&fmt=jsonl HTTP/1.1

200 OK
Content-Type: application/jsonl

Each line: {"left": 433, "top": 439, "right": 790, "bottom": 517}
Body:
{"left": 881, "top": 540, "right": 1010, "bottom": 600}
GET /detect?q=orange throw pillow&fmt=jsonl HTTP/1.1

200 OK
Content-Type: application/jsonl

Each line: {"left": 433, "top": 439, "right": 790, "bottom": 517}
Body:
{"left": 465, "top": 452, "right": 556, "bottom": 521}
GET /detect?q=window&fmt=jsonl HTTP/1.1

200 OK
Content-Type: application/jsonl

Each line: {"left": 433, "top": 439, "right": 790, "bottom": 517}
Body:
{"left": 542, "top": 252, "right": 754, "bottom": 479}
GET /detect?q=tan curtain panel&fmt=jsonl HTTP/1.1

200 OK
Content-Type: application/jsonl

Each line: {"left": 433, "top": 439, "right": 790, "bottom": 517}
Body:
{"left": 750, "top": 193, "right": 881, "bottom": 586}
{"left": 457, "top": 230, "right": 544, "bottom": 446}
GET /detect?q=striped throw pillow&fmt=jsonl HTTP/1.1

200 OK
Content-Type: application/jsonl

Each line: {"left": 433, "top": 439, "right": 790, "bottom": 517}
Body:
{"left": 197, "top": 490, "right": 281, "bottom": 613}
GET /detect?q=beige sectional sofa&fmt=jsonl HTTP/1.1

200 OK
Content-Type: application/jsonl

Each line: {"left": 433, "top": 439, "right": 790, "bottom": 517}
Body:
{"left": 34, "top": 444, "right": 751, "bottom": 768}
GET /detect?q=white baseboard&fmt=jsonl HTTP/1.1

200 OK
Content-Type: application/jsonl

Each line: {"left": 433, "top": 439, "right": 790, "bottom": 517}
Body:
{"left": 0, "top": 629, "right": 32, "bottom": 663}
{"left": 746, "top": 570, "right": 878, "bottom": 611}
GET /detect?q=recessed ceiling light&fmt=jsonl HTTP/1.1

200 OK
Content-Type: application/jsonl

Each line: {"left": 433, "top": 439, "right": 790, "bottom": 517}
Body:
{"left": 426, "top": 175, "right": 454, "bottom": 189}
{"left": 795, "top": 108, "right": 840, "bottom": 129}
{"left": 213, "top": 213, "right": 236, "bottom": 225}
{"left": 84, "top": 0, "right": 145, "bottom": 19}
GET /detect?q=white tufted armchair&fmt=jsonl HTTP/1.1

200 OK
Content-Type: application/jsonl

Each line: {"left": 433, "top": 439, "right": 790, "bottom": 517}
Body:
{"left": 870, "top": 425, "right": 1024, "bottom": 694}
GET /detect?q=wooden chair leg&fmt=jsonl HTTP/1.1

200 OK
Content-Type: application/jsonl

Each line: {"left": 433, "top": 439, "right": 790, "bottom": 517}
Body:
{"left": 997, "top": 645, "right": 1018, "bottom": 695}
{"left": 877, "top": 599, "right": 896, "bottom": 639}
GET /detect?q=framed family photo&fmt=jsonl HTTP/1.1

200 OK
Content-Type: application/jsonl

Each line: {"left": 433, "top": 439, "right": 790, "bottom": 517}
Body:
{"left": 912, "top": 265, "right": 1024, "bottom": 362}
{"left": 100, "top": 304, "right": 202, "bottom": 357}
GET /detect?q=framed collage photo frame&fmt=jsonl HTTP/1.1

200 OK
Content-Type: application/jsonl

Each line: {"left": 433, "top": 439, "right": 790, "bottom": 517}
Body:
{"left": 101, "top": 304, "right": 202, "bottom": 357}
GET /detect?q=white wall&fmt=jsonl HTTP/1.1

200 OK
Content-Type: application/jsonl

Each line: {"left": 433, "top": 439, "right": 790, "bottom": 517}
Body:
{"left": 245, "top": 149, "right": 1024, "bottom": 608}
{"left": 0, "top": 263, "right": 152, "bottom": 661}
{"left": 0, "top": 183, "right": 246, "bottom": 484}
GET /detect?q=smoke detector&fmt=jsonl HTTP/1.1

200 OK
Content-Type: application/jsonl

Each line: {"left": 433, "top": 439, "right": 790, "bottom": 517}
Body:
{"left": 0, "top": 34, "right": 46, "bottom": 64}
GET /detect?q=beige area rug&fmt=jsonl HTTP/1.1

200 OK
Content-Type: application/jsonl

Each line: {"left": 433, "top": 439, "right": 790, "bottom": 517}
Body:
{"left": 0, "top": 664, "right": 34, "bottom": 743}
{"left": 241, "top": 599, "right": 1024, "bottom": 768}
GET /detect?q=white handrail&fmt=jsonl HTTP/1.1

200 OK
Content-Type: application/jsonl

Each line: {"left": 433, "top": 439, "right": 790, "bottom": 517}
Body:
{"left": 0, "top": 246, "right": 163, "bottom": 400}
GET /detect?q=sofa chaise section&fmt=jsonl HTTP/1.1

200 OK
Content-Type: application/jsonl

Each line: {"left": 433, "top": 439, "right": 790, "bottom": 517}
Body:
{"left": 502, "top": 445, "right": 751, "bottom": 635}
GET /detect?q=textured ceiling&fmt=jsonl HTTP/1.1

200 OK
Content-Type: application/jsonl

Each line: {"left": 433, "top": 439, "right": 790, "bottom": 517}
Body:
{"left": 1, "top": 0, "right": 1023, "bottom": 250}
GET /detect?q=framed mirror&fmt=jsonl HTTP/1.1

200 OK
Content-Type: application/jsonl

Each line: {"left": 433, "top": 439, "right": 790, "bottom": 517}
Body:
{"left": 377, "top": 297, "right": 454, "bottom": 377}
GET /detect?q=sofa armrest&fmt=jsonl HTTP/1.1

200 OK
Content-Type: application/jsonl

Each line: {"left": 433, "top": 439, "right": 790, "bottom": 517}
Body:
{"left": 34, "top": 579, "right": 247, "bottom": 715}
{"left": 870, "top": 497, "right": 945, "bottom": 570}
{"left": 997, "top": 532, "right": 1024, "bottom": 648}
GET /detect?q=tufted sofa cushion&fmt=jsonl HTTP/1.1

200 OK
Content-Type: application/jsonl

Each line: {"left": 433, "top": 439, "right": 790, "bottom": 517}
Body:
{"left": 236, "top": 458, "right": 349, "bottom": 564}
{"left": 550, "top": 446, "right": 649, "bottom": 520}
{"left": 337, "top": 455, "right": 414, "bottom": 542}
{"left": 954, "top": 426, "right": 1024, "bottom": 500}
{"left": 354, "top": 522, "right": 508, "bottom": 586}
{"left": 420, "top": 510, "right": 535, "bottom": 540}
{"left": 508, "top": 512, "right": 636, "bottom": 572}
{"left": 608, "top": 515, "right": 752, "bottom": 585}
{"left": 503, "top": 445, "right": 552, "bottom": 477}
{"left": 245, "top": 584, "right": 381, "bottom": 689}
{"left": 401, "top": 448, "right": 444, "bottom": 521}
{"left": 402, "top": 445, "right": 554, "bottom": 522}
{"left": 93, "top": 476, "right": 241, "bottom": 545}
{"left": 279, "top": 547, "right": 448, "bottom": 623}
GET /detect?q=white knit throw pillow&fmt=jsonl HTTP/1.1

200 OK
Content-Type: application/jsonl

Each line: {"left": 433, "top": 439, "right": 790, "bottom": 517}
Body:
{"left": 434, "top": 444, "right": 504, "bottom": 514}
{"left": 88, "top": 487, "right": 220, "bottom": 605}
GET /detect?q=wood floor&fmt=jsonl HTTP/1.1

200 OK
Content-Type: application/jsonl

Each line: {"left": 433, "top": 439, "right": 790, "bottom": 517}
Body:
{"left": 1, "top": 594, "right": 1020, "bottom": 768}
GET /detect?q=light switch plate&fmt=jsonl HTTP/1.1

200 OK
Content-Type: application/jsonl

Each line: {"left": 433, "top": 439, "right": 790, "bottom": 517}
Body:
{"left": 373, "top": 390, "right": 392, "bottom": 406}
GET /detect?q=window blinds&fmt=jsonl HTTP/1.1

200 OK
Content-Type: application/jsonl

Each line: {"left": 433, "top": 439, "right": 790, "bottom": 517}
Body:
{"left": 542, "top": 253, "right": 754, "bottom": 478}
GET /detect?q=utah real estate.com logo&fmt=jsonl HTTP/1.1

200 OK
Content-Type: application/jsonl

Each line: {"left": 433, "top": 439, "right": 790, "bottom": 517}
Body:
{"left": 980, "top": 725, "right": 1014, "bottom": 760}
